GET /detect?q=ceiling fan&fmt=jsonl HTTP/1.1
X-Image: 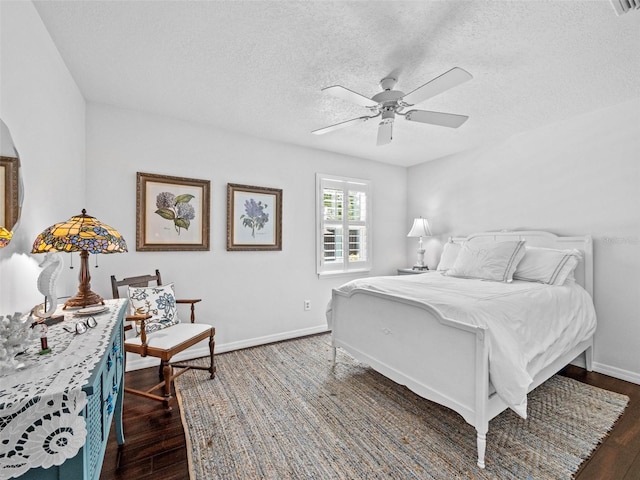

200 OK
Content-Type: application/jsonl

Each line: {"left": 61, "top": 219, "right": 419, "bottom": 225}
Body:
{"left": 312, "top": 67, "right": 473, "bottom": 146}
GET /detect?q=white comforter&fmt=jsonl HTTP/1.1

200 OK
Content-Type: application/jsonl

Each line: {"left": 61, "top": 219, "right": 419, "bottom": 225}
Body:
{"left": 329, "top": 273, "right": 597, "bottom": 417}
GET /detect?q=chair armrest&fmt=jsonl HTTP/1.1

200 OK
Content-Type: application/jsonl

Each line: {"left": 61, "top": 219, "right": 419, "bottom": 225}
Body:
{"left": 125, "top": 314, "right": 152, "bottom": 350}
{"left": 125, "top": 314, "right": 152, "bottom": 322}
{"left": 176, "top": 299, "right": 202, "bottom": 323}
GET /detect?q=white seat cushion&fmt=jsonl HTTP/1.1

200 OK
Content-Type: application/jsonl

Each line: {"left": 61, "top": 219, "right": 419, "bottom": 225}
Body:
{"left": 125, "top": 322, "right": 212, "bottom": 350}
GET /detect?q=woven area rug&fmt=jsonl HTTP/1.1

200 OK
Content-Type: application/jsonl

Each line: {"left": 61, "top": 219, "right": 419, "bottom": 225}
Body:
{"left": 175, "top": 334, "right": 628, "bottom": 479}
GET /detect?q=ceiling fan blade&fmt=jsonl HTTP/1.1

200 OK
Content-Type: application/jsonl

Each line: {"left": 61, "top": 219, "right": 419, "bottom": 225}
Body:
{"left": 401, "top": 67, "right": 473, "bottom": 106}
{"left": 322, "top": 85, "right": 378, "bottom": 108}
{"left": 404, "top": 110, "right": 469, "bottom": 128}
{"left": 376, "top": 118, "right": 393, "bottom": 146}
{"left": 312, "top": 116, "right": 373, "bottom": 135}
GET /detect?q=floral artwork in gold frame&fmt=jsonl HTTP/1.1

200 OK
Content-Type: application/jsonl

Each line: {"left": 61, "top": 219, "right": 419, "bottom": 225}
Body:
{"left": 136, "top": 172, "right": 210, "bottom": 251}
{"left": 227, "top": 183, "right": 282, "bottom": 251}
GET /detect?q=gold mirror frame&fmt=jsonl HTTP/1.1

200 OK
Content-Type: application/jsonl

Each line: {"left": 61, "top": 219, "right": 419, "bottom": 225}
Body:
{"left": 1, "top": 120, "right": 22, "bottom": 248}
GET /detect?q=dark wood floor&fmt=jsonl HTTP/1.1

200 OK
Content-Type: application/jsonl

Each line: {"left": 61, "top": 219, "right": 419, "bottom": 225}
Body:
{"left": 100, "top": 363, "right": 640, "bottom": 480}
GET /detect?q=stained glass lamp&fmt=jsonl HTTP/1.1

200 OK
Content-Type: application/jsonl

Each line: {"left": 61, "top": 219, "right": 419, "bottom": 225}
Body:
{"left": 0, "top": 227, "right": 12, "bottom": 248}
{"left": 407, "top": 217, "right": 432, "bottom": 270}
{"left": 32, "top": 209, "right": 128, "bottom": 309}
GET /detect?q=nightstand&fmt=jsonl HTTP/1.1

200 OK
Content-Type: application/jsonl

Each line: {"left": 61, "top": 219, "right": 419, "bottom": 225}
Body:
{"left": 397, "top": 268, "right": 435, "bottom": 275}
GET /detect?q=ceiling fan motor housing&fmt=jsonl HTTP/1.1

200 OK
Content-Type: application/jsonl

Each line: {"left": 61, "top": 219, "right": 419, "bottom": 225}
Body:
{"left": 371, "top": 89, "right": 405, "bottom": 105}
{"left": 371, "top": 89, "right": 406, "bottom": 119}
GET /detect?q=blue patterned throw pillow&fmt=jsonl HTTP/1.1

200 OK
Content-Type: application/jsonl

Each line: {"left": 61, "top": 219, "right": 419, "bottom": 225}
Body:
{"left": 128, "top": 283, "right": 180, "bottom": 335}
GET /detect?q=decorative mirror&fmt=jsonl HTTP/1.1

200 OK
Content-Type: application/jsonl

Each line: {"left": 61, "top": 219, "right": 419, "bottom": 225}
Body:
{"left": 1, "top": 119, "right": 22, "bottom": 248}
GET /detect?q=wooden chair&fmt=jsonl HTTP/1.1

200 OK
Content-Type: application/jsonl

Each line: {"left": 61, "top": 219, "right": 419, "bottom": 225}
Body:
{"left": 111, "top": 269, "right": 215, "bottom": 411}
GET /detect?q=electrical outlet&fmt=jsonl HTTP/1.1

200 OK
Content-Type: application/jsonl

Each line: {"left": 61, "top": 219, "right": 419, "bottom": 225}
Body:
{"left": 304, "top": 300, "right": 311, "bottom": 311}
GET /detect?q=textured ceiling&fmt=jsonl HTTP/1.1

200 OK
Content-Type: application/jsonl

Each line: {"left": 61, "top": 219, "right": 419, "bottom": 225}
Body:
{"left": 33, "top": 0, "right": 640, "bottom": 167}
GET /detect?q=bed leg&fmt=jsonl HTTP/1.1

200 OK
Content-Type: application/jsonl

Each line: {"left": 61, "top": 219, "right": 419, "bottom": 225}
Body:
{"left": 476, "top": 430, "right": 487, "bottom": 469}
{"left": 330, "top": 345, "right": 336, "bottom": 368}
{"left": 585, "top": 345, "right": 594, "bottom": 372}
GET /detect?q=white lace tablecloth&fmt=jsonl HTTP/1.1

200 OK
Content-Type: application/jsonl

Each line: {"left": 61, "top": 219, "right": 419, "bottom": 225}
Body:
{"left": 0, "top": 299, "right": 127, "bottom": 479}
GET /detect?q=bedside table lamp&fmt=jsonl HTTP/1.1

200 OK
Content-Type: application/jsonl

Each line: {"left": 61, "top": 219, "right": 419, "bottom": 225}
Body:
{"left": 407, "top": 217, "right": 432, "bottom": 270}
{"left": 32, "top": 209, "right": 128, "bottom": 309}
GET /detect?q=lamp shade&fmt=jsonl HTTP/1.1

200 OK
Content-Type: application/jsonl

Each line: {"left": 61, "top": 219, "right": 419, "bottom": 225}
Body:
{"left": 407, "top": 217, "right": 432, "bottom": 238}
{"left": 32, "top": 209, "right": 127, "bottom": 309}
{"left": 32, "top": 209, "right": 127, "bottom": 254}
{"left": 0, "top": 227, "right": 12, "bottom": 248}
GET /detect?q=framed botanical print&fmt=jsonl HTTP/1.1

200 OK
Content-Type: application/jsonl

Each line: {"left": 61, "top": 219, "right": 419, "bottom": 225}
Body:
{"left": 136, "top": 172, "right": 210, "bottom": 251}
{"left": 227, "top": 183, "right": 282, "bottom": 251}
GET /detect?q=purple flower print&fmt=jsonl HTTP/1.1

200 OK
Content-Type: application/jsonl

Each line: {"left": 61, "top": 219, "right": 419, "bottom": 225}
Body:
{"left": 155, "top": 192, "right": 196, "bottom": 235}
{"left": 240, "top": 199, "right": 269, "bottom": 237}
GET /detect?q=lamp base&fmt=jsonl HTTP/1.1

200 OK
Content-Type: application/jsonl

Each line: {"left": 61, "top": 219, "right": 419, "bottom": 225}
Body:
{"left": 62, "top": 249, "right": 105, "bottom": 310}
{"left": 413, "top": 247, "right": 427, "bottom": 272}
{"left": 63, "top": 291, "right": 105, "bottom": 309}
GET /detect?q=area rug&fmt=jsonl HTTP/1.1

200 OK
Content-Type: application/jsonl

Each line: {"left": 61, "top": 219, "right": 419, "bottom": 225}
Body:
{"left": 174, "top": 334, "right": 628, "bottom": 479}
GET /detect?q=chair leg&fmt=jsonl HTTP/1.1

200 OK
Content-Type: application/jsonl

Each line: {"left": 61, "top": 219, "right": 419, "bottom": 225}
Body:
{"left": 208, "top": 329, "right": 216, "bottom": 379}
{"left": 162, "top": 361, "right": 173, "bottom": 412}
{"left": 158, "top": 363, "right": 164, "bottom": 380}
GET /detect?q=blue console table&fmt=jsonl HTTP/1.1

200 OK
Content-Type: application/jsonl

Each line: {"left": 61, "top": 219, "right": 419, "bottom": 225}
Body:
{"left": 0, "top": 299, "right": 127, "bottom": 480}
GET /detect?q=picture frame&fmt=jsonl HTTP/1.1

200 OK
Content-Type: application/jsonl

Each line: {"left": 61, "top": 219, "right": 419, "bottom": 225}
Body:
{"left": 1, "top": 156, "right": 20, "bottom": 231}
{"left": 136, "top": 172, "right": 210, "bottom": 251}
{"left": 227, "top": 183, "right": 282, "bottom": 251}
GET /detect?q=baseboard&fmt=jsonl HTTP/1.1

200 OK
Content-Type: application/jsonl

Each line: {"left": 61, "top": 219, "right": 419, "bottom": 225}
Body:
{"left": 571, "top": 355, "right": 639, "bottom": 385}
{"left": 125, "top": 324, "right": 329, "bottom": 372}
{"left": 593, "top": 361, "right": 640, "bottom": 385}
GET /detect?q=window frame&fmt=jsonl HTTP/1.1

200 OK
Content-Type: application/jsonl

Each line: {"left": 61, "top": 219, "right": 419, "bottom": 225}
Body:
{"left": 316, "top": 173, "right": 372, "bottom": 276}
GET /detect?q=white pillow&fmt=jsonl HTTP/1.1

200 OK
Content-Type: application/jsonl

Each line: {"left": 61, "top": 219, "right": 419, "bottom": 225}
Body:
{"left": 128, "top": 283, "right": 180, "bottom": 335}
{"left": 445, "top": 240, "right": 526, "bottom": 283}
{"left": 513, "top": 247, "right": 582, "bottom": 285}
{"left": 436, "top": 241, "right": 461, "bottom": 272}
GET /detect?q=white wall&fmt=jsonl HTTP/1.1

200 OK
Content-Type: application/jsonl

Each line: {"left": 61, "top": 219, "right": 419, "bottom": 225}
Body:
{"left": 407, "top": 98, "right": 640, "bottom": 384}
{"left": 0, "top": 1, "right": 86, "bottom": 316}
{"left": 85, "top": 104, "right": 407, "bottom": 368}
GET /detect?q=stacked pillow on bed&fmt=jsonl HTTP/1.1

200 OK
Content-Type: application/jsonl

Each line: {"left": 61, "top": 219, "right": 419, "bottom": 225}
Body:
{"left": 436, "top": 240, "right": 582, "bottom": 285}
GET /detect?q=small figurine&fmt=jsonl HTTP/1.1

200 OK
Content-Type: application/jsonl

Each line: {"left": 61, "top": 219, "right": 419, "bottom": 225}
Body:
{"left": 33, "top": 252, "right": 63, "bottom": 319}
{"left": 38, "top": 323, "right": 51, "bottom": 355}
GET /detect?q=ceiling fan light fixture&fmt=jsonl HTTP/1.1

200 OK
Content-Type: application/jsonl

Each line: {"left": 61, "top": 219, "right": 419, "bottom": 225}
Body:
{"left": 377, "top": 119, "right": 393, "bottom": 146}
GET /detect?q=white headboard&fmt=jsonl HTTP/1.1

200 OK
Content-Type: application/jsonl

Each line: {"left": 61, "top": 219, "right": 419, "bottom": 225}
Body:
{"left": 450, "top": 230, "right": 593, "bottom": 297}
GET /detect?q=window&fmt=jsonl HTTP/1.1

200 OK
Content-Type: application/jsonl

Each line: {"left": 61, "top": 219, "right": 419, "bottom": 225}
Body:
{"left": 316, "top": 174, "right": 371, "bottom": 275}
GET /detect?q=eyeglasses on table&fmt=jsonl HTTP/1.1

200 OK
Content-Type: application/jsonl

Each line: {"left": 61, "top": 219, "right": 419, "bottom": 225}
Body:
{"left": 63, "top": 315, "right": 98, "bottom": 334}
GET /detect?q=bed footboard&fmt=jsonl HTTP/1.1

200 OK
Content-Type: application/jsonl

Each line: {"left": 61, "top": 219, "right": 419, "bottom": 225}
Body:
{"left": 331, "top": 287, "right": 492, "bottom": 468}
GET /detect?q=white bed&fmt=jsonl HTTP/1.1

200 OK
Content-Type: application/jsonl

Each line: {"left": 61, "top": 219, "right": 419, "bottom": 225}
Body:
{"left": 328, "top": 230, "right": 595, "bottom": 469}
